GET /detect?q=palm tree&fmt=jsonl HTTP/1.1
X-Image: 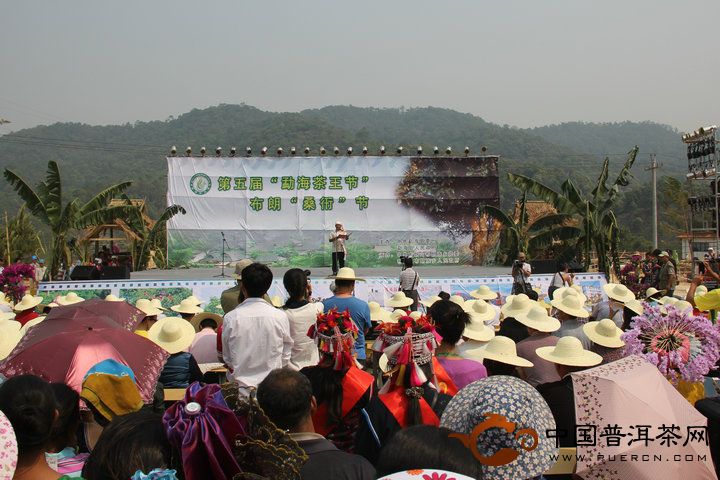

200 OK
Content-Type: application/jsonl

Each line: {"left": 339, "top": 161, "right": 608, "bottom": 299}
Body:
{"left": 506, "top": 146, "right": 639, "bottom": 277}
{"left": 4, "top": 161, "right": 132, "bottom": 278}
{"left": 119, "top": 195, "right": 186, "bottom": 270}
{"left": 481, "top": 190, "right": 581, "bottom": 263}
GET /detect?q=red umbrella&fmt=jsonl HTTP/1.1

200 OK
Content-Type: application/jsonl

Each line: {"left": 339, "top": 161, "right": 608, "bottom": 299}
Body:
{"left": 0, "top": 312, "right": 168, "bottom": 403}
{"left": 44, "top": 298, "right": 145, "bottom": 331}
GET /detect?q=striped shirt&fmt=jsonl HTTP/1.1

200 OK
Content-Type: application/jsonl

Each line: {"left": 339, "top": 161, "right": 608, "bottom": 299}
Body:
{"left": 399, "top": 268, "right": 419, "bottom": 290}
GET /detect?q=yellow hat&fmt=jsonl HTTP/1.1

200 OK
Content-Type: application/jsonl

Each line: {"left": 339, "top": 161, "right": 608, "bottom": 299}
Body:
{"left": 148, "top": 317, "right": 196, "bottom": 354}
{"left": 583, "top": 319, "right": 625, "bottom": 348}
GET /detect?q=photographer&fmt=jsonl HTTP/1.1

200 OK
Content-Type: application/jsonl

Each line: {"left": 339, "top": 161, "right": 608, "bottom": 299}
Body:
{"left": 511, "top": 252, "right": 536, "bottom": 299}
{"left": 399, "top": 256, "right": 420, "bottom": 311}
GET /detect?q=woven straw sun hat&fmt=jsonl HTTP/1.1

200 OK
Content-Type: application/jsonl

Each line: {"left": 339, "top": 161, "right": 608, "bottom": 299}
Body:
{"left": 0, "top": 312, "right": 15, "bottom": 322}
{"left": 657, "top": 296, "right": 678, "bottom": 306}
{"left": 695, "top": 285, "right": 709, "bottom": 298}
{"left": 550, "top": 291, "right": 589, "bottom": 318}
{"left": 335, "top": 267, "right": 365, "bottom": 281}
{"left": 536, "top": 336, "right": 602, "bottom": 367}
{"left": 19, "top": 316, "right": 45, "bottom": 335}
{"left": 420, "top": 295, "right": 442, "bottom": 308}
{"left": 57, "top": 292, "right": 85, "bottom": 306}
{"left": 469, "top": 285, "right": 498, "bottom": 301}
{"left": 184, "top": 295, "right": 204, "bottom": 306}
{"left": 673, "top": 300, "right": 693, "bottom": 314}
{"left": 624, "top": 299, "right": 644, "bottom": 316}
{"left": 645, "top": 287, "right": 664, "bottom": 299}
{"left": 0, "top": 321, "right": 23, "bottom": 360}
{"left": 369, "top": 301, "right": 392, "bottom": 322}
{"left": 603, "top": 283, "right": 635, "bottom": 303}
{"left": 232, "top": 258, "right": 254, "bottom": 280}
{"left": 150, "top": 299, "right": 167, "bottom": 311}
{"left": 148, "top": 316, "right": 196, "bottom": 354}
{"left": 515, "top": 303, "right": 561, "bottom": 333}
{"left": 386, "top": 292, "right": 414, "bottom": 308}
{"left": 190, "top": 312, "right": 223, "bottom": 332}
{"left": 135, "top": 299, "right": 163, "bottom": 317}
{"left": 13, "top": 294, "right": 43, "bottom": 312}
{"left": 170, "top": 298, "right": 203, "bottom": 315}
{"left": 449, "top": 295, "right": 466, "bottom": 307}
{"left": 582, "top": 319, "right": 625, "bottom": 348}
{"left": 500, "top": 294, "right": 533, "bottom": 318}
{"left": 462, "top": 315, "right": 495, "bottom": 342}
{"left": 104, "top": 294, "right": 125, "bottom": 302}
{"left": 463, "top": 299, "right": 496, "bottom": 324}
{"left": 553, "top": 286, "right": 587, "bottom": 304}
{"left": 466, "top": 335, "right": 533, "bottom": 367}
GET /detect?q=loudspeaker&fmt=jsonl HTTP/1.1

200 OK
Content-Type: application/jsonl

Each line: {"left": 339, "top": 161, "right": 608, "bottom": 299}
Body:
{"left": 70, "top": 266, "right": 100, "bottom": 281}
{"left": 100, "top": 266, "right": 130, "bottom": 280}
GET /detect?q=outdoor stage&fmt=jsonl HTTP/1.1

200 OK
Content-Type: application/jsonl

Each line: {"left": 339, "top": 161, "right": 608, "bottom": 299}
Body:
{"left": 38, "top": 266, "right": 609, "bottom": 313}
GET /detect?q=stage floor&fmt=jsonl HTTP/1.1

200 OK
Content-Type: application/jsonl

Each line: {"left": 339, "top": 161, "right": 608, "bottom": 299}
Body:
{"left": 130, "top": 265, "right": 511, "bottom": 281}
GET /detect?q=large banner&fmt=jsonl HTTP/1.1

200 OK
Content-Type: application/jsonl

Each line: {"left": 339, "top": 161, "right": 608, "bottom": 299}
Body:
{"left": 167, "top": 156, "right": 500, "bottom": 267}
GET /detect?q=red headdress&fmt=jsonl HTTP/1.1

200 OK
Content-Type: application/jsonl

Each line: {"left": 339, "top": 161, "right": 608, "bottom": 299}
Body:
{"left": 307, "top": 308, "right": 358, "bottom": 371}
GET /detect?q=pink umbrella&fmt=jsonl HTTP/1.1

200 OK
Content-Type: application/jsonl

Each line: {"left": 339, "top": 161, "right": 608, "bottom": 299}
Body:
{"left": 0, "top": 313, "right": 168, "bottom": 403}
{"left": 572, "top": 355, "right": 716, "bottom": 480}
{"left": 44, "top": 298, "right": 144, "bottom": 331}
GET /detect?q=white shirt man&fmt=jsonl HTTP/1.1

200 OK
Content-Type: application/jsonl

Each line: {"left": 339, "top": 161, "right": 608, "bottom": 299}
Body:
{"left": 222, "top": 263, "right": 293, "bottom": 388}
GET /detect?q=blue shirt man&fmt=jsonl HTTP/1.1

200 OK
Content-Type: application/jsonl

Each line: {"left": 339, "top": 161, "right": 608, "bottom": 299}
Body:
{"left": 322, "top": 268, "right": 372, "bottom": 361}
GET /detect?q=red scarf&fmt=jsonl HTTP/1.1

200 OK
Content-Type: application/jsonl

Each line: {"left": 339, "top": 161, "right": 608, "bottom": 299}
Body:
{"left": 379, "top": 387, "right": 439, "bottom": 428}
{"left": 432, "top": 357, "right": 459, "bottom": 395}
{"left": 15, "top": 309, "right": 39, "bottom": 327}
{"left": 313, "top": 367, "right": 373, "bottom": 436}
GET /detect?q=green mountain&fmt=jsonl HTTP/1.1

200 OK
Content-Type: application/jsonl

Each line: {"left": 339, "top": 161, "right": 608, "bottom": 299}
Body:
{"left": 0, "top": 104, "right": 688, "bottom": 251}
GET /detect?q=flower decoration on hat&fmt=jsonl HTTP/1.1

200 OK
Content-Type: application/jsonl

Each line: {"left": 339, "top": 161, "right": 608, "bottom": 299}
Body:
{"left": 372, "top": 312, "right": 442, "bottom": 393}
{"left": 307, "top": 308, "right": 358, "bottom": 371}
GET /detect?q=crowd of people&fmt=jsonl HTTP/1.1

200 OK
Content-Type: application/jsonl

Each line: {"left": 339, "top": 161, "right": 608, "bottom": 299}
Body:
{"left": 0, "top": 253, "right": 719, "bottom": 479}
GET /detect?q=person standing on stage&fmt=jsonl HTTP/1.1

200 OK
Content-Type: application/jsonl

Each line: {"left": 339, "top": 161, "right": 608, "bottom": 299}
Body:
{"left": 329, "top": 221, "right": 350, "bottom": 276}
{"left": 399, "top": 257, "right": 420, "bottom": 311}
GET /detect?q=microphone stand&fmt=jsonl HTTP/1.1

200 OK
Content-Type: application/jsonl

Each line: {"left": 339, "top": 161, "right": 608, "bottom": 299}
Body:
{"left": 214, "top": 232, "right": 231, "bottom": 278}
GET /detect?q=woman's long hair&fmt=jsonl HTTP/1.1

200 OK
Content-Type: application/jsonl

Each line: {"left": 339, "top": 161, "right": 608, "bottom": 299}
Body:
{"left": 283, "top": 268, "right": 307, "bottom": 308}
{"left": 306, "top": 355, "right": 346, "bottom": 426}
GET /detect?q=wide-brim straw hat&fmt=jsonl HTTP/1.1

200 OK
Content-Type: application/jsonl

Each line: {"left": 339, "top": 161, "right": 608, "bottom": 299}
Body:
{"left": 466, "top": 335, "right": 532, "bottom": 367}
{"left": 13, "top": 294, "right": 43, "bottom": 312}
{"left": 190, "top": 312, "right": 224, "bottom": 332}
{"left": 135, "top": 299, "right": 163, "bottom": 317}
{"left": 19, "top": 316, "right": 44, "bottom": 335}
{"left": 657, "top": 296, "right": 678, "bottom": 306}
{"left": 536, "top": 336, "right": 602, "bottom": 367}
{"left": 603, "top": 283, "right": 635, "bottom": 303}
{"left": 0, "top": 292, "right": 12, "bottom": 306}
{"left": 672, "top": 300, "right": 693, "bottom": 314}
{"left": 388, "top": 309, "right": 407, "bottom": 322}
{"left": 583, "top": 319, "right": 625, "bottom": 348}
{"left": 386, "top": 292, "right": 413, "bottom": 308}
{"left": 0, "top": 321, "right": 23, "bottom": 360}
{"left": 463, "top": 299, "right": 496, "bottom": 323}
{"left": 500, "top": 294, "right": 533, "bottom": 318}
{"left": 624, "top": 299, "right": 644, "bottom": 316}
{"left": 170, "top": 299, "right": 203, "bottom": 314}
{"left": 553, "top": 286, "right": 587, "bottom": 304}
{"left": 269, "top": 295, "right": 283, "bottom": 308}
{"left": 0, "top": 312, "right": 15, "bottom": 322}
{"left": 695, "top": 285, "right": 709, "bottom": 298}
{"left": 104, "top": 294, "right": 125, "bottom": 302}
{"left": 334, "top": 267, "right": 365, "bottom": 282}
{"left": 57, "top": 292, "right": 85, "bottom": 306}
{"left": 469, "top": 285, "right": 498, "bottom": 301}
{"left": 232, "top": 258, "right": 254, "bottom": 280}
{"left": 185, "top": 295, "right": 204, "bottom": 306}
{"left": 449, "top": 295, "right": 466, "bottom": 307}
{"left": 148, "top": 316, "right": 196, "bottom": 354}
{"left": 368, "top": 302, "right": 392, "bottom": 322}
{"left": 515, "top": 304, "right": 561, "bottom": 333}
{"left": 420, "top": 296, "right": 442, "bottom": 308}
{"left": 550, "top": 292, "right": 589, "bottom": 318}
{"left": 646, "top": 287, "right": 664, "bottom": 299}
{"left": 463, "top": 316, "right": 495, "bottom": 342}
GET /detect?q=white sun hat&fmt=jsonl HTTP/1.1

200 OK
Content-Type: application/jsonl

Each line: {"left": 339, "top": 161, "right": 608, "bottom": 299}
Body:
{"left": 170, "top": 298, "right": 203, "bottom": 315}
{"left": 57, "top": 292, "right": 85, "bottom": 306}
{"left": 449, "top": 295, "right": 466, "bottom": 307}
{"left": 150, "top": 299, "right": 167, "bottom": 311}
{"left": 624, "top": 299, "right": 644, "bottom": 316}
{"left": 550, "top": 291, "right": 590, "bottom": 318}
{"left": 0, "top": 322, "right": 23, "bottom": 360}
{"left": 19, "top": 316, "right": 45, "bottom": 335}
{"left": 389, "top": 309, "right": 407, "bottom": 322}
{"left": 500, "top": 294, "right": 533, "bottom": 318}
{"left": 386, "top": 292, "right": 414, "bottom": 308}
{"left": 469, "top": 285, "right": 498, "bottom": 301}
{"left": 148, "top": 316, "right": 196, "bottom": 354}
{"left": 536, "top": 336, "right": 602, "bottom": 367}
{"left": 602, "top": 283, "right": 635, "bottom": 303}
{"left": 583, "top": 319, "right": 625, "bottom": 348}
{"left": 369, "top": 302, "right": 392, "bottom": 322}
{"left": 135, "top": 299, "right": 163, "bottom": 317}
{"left": 466, "top": 335, "right": 533, "bottom": 367}
{"left": 553, "top": 286, "right": 587, "bottom": 304}
{"left": 13, "top": 294, "right": 43, "bottom": 312}
{"left": 645, "top": 287, "right": 664, "bottom": 299}
{"left": 0, "top": 312, "right": 15, "bottom": 322}
{"left": 104, "top": 294, "right": 125, "bottom": 302}
{"left": 463, "top": 316, "right": 495, "bottom": 342}
{"left": 269, "top": 295, "right": 283, "bottom": 308}
{"left": 658, "top": 296, "right": 678, "bottom": 306}
{"left": 335, "top": 267, "right": 365, "bottom": 282}
{"left": 515, "top": 304, "right": 561, "bottom": 333}
{"left": 695, "top": 285, "right": 708, "bottom": 298}
{"left": 673, "top": 300, "right": 693, "bottom": 314}
{"left": 420, "top": 296, "right": 442, "bottom": 308}
{"left": 185, "top": 295, "right": 204, "bottom": 306}
{"left": 463, "top": 299, "right": 496, "bottom": 324}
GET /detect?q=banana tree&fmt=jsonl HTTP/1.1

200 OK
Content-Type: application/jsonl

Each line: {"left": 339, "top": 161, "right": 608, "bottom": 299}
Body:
{"left": 507, "top": 146, "right": 639, "bottom": 277}
{"left": 4, "top": 161, "right": 132, "bottom": 278}
{"left": 480, "top": 190, "right": 581, "bottom": 263}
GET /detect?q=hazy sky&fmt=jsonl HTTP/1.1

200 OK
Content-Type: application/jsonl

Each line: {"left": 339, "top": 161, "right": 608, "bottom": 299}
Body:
{"left": 2, "top": 0, "right": 719, "bottom": 133}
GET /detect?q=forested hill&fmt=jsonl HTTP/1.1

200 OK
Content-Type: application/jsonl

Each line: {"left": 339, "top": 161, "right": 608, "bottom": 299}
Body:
{"left": 0, "top": 104, "right": 687, "bottom": 248}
